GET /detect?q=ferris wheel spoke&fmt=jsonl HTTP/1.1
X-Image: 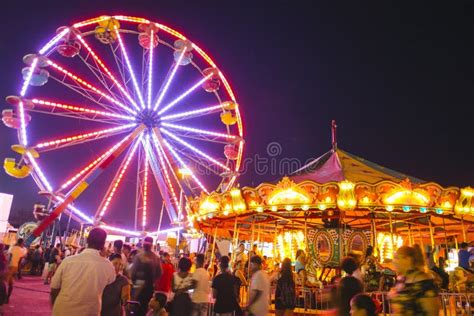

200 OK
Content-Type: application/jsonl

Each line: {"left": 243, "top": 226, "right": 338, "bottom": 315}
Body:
{"left": 161, "top": 122, "right": 237, "bottom": 142}
{"left": 157, "top": 73, "right": 213, "bottom": 115}
{"left": 75, "top": 33, "right": 140, "bottom": 111}
{"left": 146, "top": 30, "right": 155, "bottom": 109}
{"left": 47, "top": 59, "right": 137, "bottom": 115}
{"left": 160, "top": 128, "right": 230, "bottom": 172}
{"left": 152, "top": 49, "right": 186, "bottom": 112}
{"left": 162, "top": 138, "right": 209, "bottom": 194}
{"left": 167, "top": 142, "right": 222, "bottom": 177}
{"left": 141, "top": 144, "right": 150, "bottom": 229}
{"left": 95, "top": 137, "right": 141, "bottom": 221}
{"left": 33, "top": 123, "right": 136, "bottom": 152}
{"left": 114, "top": 27, "right": 146, "bottom": 109}
{"left": 49, "top": 75, "right": 121, "bottom": 114}
{"left": 109, "top": 42, "right": 134, "bottom": 98}
{"left": 76, "top": 54, "right": 127, "bottom": 107}
{"left": 58, "top": 133, "right": 133, "bottom": 191}
{"left": 31, "top": 98, "right": 135, "bottom": 121}
{"left": 160, "top": 104, "right": 223, "bottom": 122}
{"left": 142, "top": 136, "right": 180, "bottom": 222}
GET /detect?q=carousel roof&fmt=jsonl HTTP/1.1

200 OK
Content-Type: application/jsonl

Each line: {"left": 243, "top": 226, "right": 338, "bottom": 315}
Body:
{"left": 188, "top": 137, "right": 473, "bottom": 244}
{"left": 290, "top": 148, "right": 424, "bottom": 184}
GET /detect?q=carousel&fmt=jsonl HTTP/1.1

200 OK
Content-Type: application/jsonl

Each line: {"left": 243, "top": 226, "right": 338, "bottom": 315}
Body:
{"left": 188, "top": 123, "right": 474, "bottom": 284}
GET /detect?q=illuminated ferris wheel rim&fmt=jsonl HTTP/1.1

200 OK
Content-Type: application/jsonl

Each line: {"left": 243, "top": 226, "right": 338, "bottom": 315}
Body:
{"left": 12, "top": 15, "right": 244, "bottom": 236}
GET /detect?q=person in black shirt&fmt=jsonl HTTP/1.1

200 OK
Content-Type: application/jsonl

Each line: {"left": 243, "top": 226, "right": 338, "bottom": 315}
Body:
{"left": 337, "top": 256, "right": 363, "bottom": 316}
{"left": 130, "top": 236, "right": 162, "bottom": 316}
{"left": 212, "top": 256, "right": 239, "bottom": 316}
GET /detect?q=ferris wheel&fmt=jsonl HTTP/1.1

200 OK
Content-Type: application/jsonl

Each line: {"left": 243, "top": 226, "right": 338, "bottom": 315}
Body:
{"left": 3, "top": 15, "right": 244, "bottom": 236}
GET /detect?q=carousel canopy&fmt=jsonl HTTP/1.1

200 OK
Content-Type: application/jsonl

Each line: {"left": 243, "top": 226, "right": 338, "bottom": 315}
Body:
{"left": 188, "top": 146, "right": 474, "bottom": 245}
{"left": 291, "top": 148, "right": 424, "bottom": 184}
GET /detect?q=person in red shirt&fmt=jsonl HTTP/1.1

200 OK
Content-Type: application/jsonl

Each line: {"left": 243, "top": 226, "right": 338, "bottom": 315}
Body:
{"left": 155, "top": 252, "right": 174, "bottom": 308}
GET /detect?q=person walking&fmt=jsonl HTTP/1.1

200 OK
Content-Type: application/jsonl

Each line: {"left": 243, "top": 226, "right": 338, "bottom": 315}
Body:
{"left": 246, "top": 255, "right": 270, "bottom": 316}
{"left": 101, "top": 253, "right": 131, "bottom": 316}
{"left": 130, "top": 236, "right": 162, "bottom": 316}
{"left": 212, "top": 256, "right": 239, "bottom": 316}
{"left": 192, "top": 254, "right": 210, "bottom": 316}
{"left": 337, "top": 257, "right": 364, "bottom": 316}
{"left": 389, "top": 245, "right": 440, "bottom": 316}
{"left": 50, "top": 227, "right": 116, "bottom": 315}
{"left": 0, "top": 244, "right": 8, "bottom": 306}
{"left": 275, "top": 258, "right": 296, "bottom": 316}
{"left": 7, "top": 238, "right": 27, "bottom": 303}
{"left": 46, "top": 243, "right": 62, "bottom": 284}
{"left": 170, "top": 257, "right": 194, "bottom": 316}
{"left": 30, "top": 245, "right": 42, "bottom": 275}
{"left": 154, "top": 252, "right": 174, "bottom": 307}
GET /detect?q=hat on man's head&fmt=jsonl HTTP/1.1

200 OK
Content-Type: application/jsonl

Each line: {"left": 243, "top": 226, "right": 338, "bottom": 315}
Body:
{"left": 144, "top": 236, "right": 154, "bottom": 244}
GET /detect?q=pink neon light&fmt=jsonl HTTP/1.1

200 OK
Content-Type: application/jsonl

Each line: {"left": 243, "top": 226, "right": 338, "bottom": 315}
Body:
{"left": 47, "top": 60, "right": 137, "bottom": 115}
{"left": 162, "top": 139, "right": 209, "bottom": 194}
{"left": 160, "top": 104, "right": 223, "bottom": 121}
{"left": 73, "top": 16, "right": 110, "bottom": 28}
{"left": 35, "top": 123, "right": 135, "bottom": 149}
{"left": 153, "top": 49, "right": 186, "bottom": 112}
{"left": 18, "top": 101, "right": 28, "bottom": 146}
{"left": 99, "top": 139, "right": 140, "bottom": 218}
{"left": 142, "top": 147, "right": 149, "bottom": 229}
{"left": 59, "top": 134, "right": 132, "bottom": 190}
{"left": 150, "top": 134, "right": 179, "bottom": 209}
{"left": 32, "top": 99, "right": 135, "bottom": 120}
{"left": 39, "top": 28, "right": 69, "bottom": 55}
{"left": 27, "top": 152, "right": 53, "bottom": 192}
{"left": 20, "top": 57, "right": 38, "bottom": 97}
{"left": 75, "top": 34, "right": 140, "bottom": 111}
{"left": 114, "top": 26, "right": 146, "bottom": 109}
{"left": 162, "top": 122, "right": 236, "bottom": 139}
{"left": 113, "top": 16, "right": 150, "bottom": 24}
{"left": 54, "top": 196, "right": 94, "bottom": 224}
{"left": 147, "top": 30, "right": 154, "bottom": 109}
{"left": 160, "top": 128, "right": 230, "bottom": 171}
{"left": 158, "top": 73, "right": 213, "bottom": 115}
{"left": 100, "top": 224, "right": 141, "bottom": 236}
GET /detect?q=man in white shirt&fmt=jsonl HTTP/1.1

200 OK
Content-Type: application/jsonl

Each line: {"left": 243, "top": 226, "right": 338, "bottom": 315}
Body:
{"left": 192, "top": 253, "right": 210, "bottom": 316}
{"left": 7, "top": 238, "right": 27, "bottom": 302}
{"left": 246, "top": 255, "right": 270, "bottom": 316}
{"left": 50, "top": 227, "right": 115, "bottom": 316}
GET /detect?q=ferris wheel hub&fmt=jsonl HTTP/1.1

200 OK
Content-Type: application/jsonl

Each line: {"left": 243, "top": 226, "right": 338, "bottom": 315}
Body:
{"left": 137, "top": 109, "right": 160, "bottom": 128}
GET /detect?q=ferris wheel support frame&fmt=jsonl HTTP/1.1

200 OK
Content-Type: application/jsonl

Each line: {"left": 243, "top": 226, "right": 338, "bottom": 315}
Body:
{"left": 25, "top": 124, "right": 145, "bottom": 246}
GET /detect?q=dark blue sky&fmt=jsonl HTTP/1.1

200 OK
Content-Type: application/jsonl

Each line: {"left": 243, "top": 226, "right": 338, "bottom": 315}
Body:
{"left": 1, "top": 1, "right": 472, "bottom": 230}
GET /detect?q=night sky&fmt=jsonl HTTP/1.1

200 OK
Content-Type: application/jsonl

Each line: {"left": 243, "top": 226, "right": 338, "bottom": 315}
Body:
{"left": 0, "top": 1, "right": 472, "bottom": 230}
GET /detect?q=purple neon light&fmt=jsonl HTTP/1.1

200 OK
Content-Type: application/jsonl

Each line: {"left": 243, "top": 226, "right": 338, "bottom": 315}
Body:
{"left": 160, "top": 128, "right": 230, "bottom": 171}
{"left": 160, "top": 104, "right": 223, "bottom": 121}
{"left": 152, "top": 49, "right": 186, "bottom": 112}
{"left": 39, "top": 28, "right": 70, "bottom": 55}
{"left": 162, "top": 139, "right": 209, "bottom": 194}
{"left": 157, "top": 73, "right": 213, "bottom": 115}
{"left": 114, "top": 26, "right": 146, "bottom": 109}
{"left": 162, "top": 122, "right": 236, "bottom": 139}
{"left": 147, "top": 30, "right": 155, "bottom": 109}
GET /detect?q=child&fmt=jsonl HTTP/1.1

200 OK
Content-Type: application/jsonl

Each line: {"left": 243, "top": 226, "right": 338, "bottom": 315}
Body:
{"left": 148, "top": 292, "right": 168, "bottom": 316}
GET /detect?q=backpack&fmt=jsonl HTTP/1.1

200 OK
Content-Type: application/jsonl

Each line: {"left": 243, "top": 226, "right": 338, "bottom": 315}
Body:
{"left": 277, "top": 278, "right": 296, "bottom": 308}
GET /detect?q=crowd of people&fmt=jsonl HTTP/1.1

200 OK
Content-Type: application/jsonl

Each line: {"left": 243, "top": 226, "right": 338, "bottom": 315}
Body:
{"left": 1, "top": 229, "right": 474, "bottom": 315}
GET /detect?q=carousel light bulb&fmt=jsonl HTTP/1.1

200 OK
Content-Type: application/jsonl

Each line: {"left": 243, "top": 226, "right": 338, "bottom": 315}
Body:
{"left": 403, "top": 206, "right": 411, "bottom": 212}
{"left": 256, "top": 206, "right": 264, "bottom": 212}
{"left": 285, "top": 205, "right": 293, "bottom": 211}
{"left": 271, "top": 205, "right": 278, "bottom": 212}
{"left": 420, "top": 207, "right": 427, "bottom": 213}
{"left": 301, "top": 205, "right": 310, "bottom": 211}
{"left": 223, "top": 210, "right": 229, "bottom": 216}
{"left": 386, "top": 205, "right": 394, "bottom": 212}
{"left": 319, "top": 204, "right": 327, "bottom": 210}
